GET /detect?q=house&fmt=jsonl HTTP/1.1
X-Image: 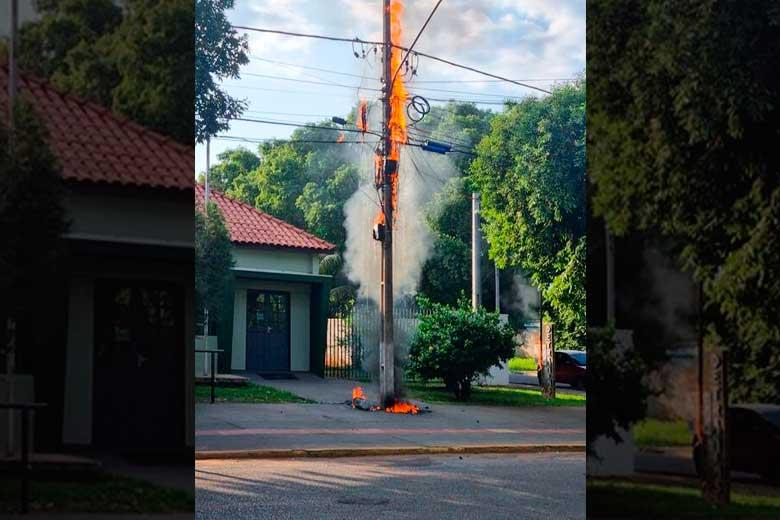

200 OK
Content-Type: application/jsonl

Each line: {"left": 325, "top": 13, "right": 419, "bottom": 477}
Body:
{"left": 1, "top": 66, "right": 194, "bottom": 455}
{"left": 195, "top": 186, "right": 335, "bottom": 376}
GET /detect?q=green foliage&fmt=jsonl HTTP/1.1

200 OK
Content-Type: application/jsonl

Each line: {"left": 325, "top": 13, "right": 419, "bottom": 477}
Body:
{"left": 16, "top": 0, "right": 195, "bottom": 144}
{"left": 296, "top": 163, "right": 360, "bottom": 247}
{"left": 246, "top": 144, "right": 307, "bottom": 227}
{"left": 418, "top": 234, "right": 470, "bottom": 306}
{"left": 586, "top": 327, "right": 649, "bottom": 452}
{"left": 470, "top": 81, "right": 586, "bottom": 349}
{"left": 195, "top": 202, "right": 234, "bottom": 328}
{"left": 109, "top": 0, "right": 195, "bottom": 145}
{"left": 589, "top": 0, "right": 780, "bottom": 402}
{"left": 408, "top": 298, "right": 516, "bottom": 400}
{"left": 195, "top": 0, "right": 249, "bottom": 142}
{"left": 201, "top": 147, "right": 260, "bottom": 193}
{"left": 0, "top": 101, "right": 69, "bottom": 330}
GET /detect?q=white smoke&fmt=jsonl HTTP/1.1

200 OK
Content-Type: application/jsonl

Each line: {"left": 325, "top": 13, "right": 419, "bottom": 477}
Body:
{"left": 342, "top": 111, "right": 459, "bottom": 304}
{"left": 503, "top": 272, "right": 540, "bottom": 322}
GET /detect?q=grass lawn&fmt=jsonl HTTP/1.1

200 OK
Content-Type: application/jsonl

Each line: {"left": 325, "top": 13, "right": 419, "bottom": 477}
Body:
{"left": 588, "top": 479, "right": 780, "bottom": 518}
{"left": 0, "top": 473, "right": 193, "bottom": 514}
{"left": 195, "top": 382, "right": 313, "bottom": 403}
{"left": 507, "top": 357, "right": 537, "bottom": 372}
{"left": 633, "top": 418, "right": 692, "bottom": 448}
{"left": 407, "top": 383, "right": 585, "bottom": 407}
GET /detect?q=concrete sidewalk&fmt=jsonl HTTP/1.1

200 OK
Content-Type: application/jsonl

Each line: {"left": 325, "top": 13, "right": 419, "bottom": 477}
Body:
{"left": 196, "top": 401, "right": 585, "bottom": 458}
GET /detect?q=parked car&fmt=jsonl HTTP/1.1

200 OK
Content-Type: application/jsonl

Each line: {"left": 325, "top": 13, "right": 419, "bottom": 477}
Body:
{"left": 693, "top": 404, "right": 780, "bottom": 482}
{"left": 537, "top": 350, "right": 587, "bottom": 389}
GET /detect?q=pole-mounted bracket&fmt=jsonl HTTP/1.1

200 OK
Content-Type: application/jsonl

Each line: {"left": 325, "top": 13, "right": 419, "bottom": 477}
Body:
{"left": 372, "top": 223, "right": 386, "bottom": 241}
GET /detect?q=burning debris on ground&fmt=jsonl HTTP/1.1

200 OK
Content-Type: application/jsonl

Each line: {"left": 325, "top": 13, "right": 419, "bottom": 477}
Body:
{"left": 350, "top": 386, "right": 429, "bottom": 414}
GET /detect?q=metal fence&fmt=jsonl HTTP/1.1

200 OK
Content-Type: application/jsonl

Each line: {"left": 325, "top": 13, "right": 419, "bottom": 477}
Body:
{"left": 325, "top": 302, "right": 430, "bottom": 380}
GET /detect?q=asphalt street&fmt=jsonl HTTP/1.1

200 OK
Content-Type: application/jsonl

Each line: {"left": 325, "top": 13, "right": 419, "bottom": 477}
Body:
{"left": 195, "top": 452, "right": 585, "bottom": 520}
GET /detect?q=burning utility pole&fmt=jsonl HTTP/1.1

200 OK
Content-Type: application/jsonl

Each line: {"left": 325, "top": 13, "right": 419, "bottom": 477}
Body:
{"left": 377, "top": 0, "right": 397, "bottom": 408}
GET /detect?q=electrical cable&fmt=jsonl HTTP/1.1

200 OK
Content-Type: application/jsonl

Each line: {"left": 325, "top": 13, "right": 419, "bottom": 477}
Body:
{"left": 233, "top": 26, "right": 552, "bottom": 94}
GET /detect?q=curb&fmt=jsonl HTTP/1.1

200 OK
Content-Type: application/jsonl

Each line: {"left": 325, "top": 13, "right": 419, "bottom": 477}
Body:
{"left": 195, "top": 444, "right": 586, "bottom": 460}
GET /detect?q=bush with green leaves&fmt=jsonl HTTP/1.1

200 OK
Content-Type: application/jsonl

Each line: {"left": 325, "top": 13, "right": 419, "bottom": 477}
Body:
{"left": 407, "top": 298, "right": 516, "bottom": 400}
{"left": 586, "top": 326, "right": 650, "bottom": 454}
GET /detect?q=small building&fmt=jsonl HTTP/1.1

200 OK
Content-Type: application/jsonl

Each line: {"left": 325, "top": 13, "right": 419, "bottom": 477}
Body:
{"left": 1, "top": 65, "right": 194, "bottom": 455}
{"left": 195, "top": 186, "right": 335, "bottom": 376}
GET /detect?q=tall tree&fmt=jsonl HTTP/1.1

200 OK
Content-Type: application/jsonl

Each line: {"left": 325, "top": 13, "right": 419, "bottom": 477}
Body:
{"left": 195, "top": 201, "right": 234, "bottom": 331}
{"left": 195, "top": 0, "right": 249, "bottom": 143}
{"left": 110, "top": 0, "right": 195, "bottom": 144}
{"left": 470, "top": 81, "right": 586, "bottom": 350}
{"left": 16, "top": 0, "right": 195, "bottom": 144}
{"left": 199, "top": 147, "right": 260, "bottom": 193}
{"left": 0, "top": 101, "right": 69, "bottom": 351}
{"left": 589, "top": 0, "right": 780, "bottom": 403}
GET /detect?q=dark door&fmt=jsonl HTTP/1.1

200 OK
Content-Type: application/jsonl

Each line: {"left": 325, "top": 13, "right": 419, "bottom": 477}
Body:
{"left": 93, "top": 280, "right": 184, "bottom": 454}
{"left": 246, "top": 290, "right": 291, "bottom": 372}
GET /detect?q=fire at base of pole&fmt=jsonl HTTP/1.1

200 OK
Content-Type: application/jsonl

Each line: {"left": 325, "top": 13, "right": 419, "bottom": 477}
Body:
{"left": 350, "top": 386, "right": 428, "bottom": 414}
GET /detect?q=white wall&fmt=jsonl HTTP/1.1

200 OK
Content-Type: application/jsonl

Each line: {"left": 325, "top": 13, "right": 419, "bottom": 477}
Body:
{"left": 231, "top": 280, "right": 311, "bottom": 371}
{"left": 64, "top": 190, "right": 194, "bottom": 248}
{"left": 232, "top": 246, "right": 322, "bottom": 275}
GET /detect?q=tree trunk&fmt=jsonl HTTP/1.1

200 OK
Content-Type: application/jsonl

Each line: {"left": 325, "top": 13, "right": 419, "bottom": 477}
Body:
{"left": 539, "top": 322, "right": 555, "bottom": 399}
{"left": 700, "top": 338, "right": 730, "bottom": 506}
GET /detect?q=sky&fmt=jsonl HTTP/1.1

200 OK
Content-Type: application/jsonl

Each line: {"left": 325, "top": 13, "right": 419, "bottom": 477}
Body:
{"left": 195, "top": 0, "right": 585, "bottom": 175}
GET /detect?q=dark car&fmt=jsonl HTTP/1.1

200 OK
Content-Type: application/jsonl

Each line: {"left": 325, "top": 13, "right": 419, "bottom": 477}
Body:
{"left": 694, "top": 404, "right": 780, "bottom": 481}
{"left": 538, "top": 350, "right": 587, "bottom": 389}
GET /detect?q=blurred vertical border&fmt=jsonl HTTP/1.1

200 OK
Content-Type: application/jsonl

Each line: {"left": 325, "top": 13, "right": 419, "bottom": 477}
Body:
{"left": 1, "top": 0, "right": 194, "bottom": 516}
{"left": 586, "top": 0, "right": 780, "bottom": 518}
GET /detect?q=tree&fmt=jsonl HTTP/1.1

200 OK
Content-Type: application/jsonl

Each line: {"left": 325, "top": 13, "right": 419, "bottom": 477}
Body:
{"left": 296, "top": 163, "right": 360, "bottom": 248}
{"left": 15, "top": 0, "right": 195, "bottom": 144}
{"left": 470, "top": 81, "right": 586, "bottom": 350}
{"left": 109, "top": 0, "right": 195, "bottom": 144}
{"left": 18, "top": 0, "right": 122, "bottom": 89}
{"left": 199, "top": 147, "right": 260, "bottom": 193}
{"left": 408, "top": 298, "right": 516, "bottom": 400}
{"left": 0, "top": 101, "right": 69, "bottom": 353}
{"left": 246, "top": 144, "right": 307, "bottom": 227}
{"left": 195, "top": 201, "right": 234, "bottom": 330}
{"left": 195, "top": 0, "right": 249, "bottom": 142}
{"left": 588, "top": 0, "right": 780, "bottom": 403}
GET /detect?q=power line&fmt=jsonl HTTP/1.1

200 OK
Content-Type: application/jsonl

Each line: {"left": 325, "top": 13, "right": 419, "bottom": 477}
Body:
{"left": 240, "top": 72, "right": 384, "bottom": 93}
{"left": 233, "top": 25, "right": 552, "bottom": 94}
{"left": 251, "top": 55, "right": 573, "bottom": 85}
{"left": 390, "top": 0, "right": 445, "bottom": 91}
{"left": 243, "top": 110, "right": 335, "bottom": 119}
{"left": 214, "top": 135, "right": 377, "bottom": 146}
{"left": 250, "top": 56, "right": 381, "bottom": 82}
{"left": 238, "top": 72, "right": 528, "bottom": 100}
{"left": 232, "top": 117, "right": 384, "bottom": 138}
{"left": 412, "top": 78, "right": 576, "bottom": 84}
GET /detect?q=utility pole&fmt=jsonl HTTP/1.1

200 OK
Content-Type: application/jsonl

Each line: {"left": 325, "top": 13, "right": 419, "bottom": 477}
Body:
{"left": 378, "top": 0, "right": 396, "bottom": 408}
{"left": 494, "top": 264, "right": 500, "bottom": 312}
{"left": 471, "top": 192, "right": 481, "bottom": 310}
{"left": 5, "top": 0, "right": 18, "bottom": 458}
{"left": 203, "top": 138, "right": 211, "bottom": 370}
{"left": 7, "top": 0, "right": 17, "bottom": 128}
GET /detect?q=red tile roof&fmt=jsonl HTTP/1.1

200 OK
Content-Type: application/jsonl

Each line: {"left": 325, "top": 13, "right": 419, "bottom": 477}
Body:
{"left": 0, "top": 64, "right": 193, "bottom": 190}
{"left": 196, "top": 185, "right": 335, "bottom": 253}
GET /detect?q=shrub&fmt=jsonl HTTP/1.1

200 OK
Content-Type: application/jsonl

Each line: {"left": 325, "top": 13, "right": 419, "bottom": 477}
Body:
{"left": 408, "top": 297, "right": 516, "bottom": 400}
